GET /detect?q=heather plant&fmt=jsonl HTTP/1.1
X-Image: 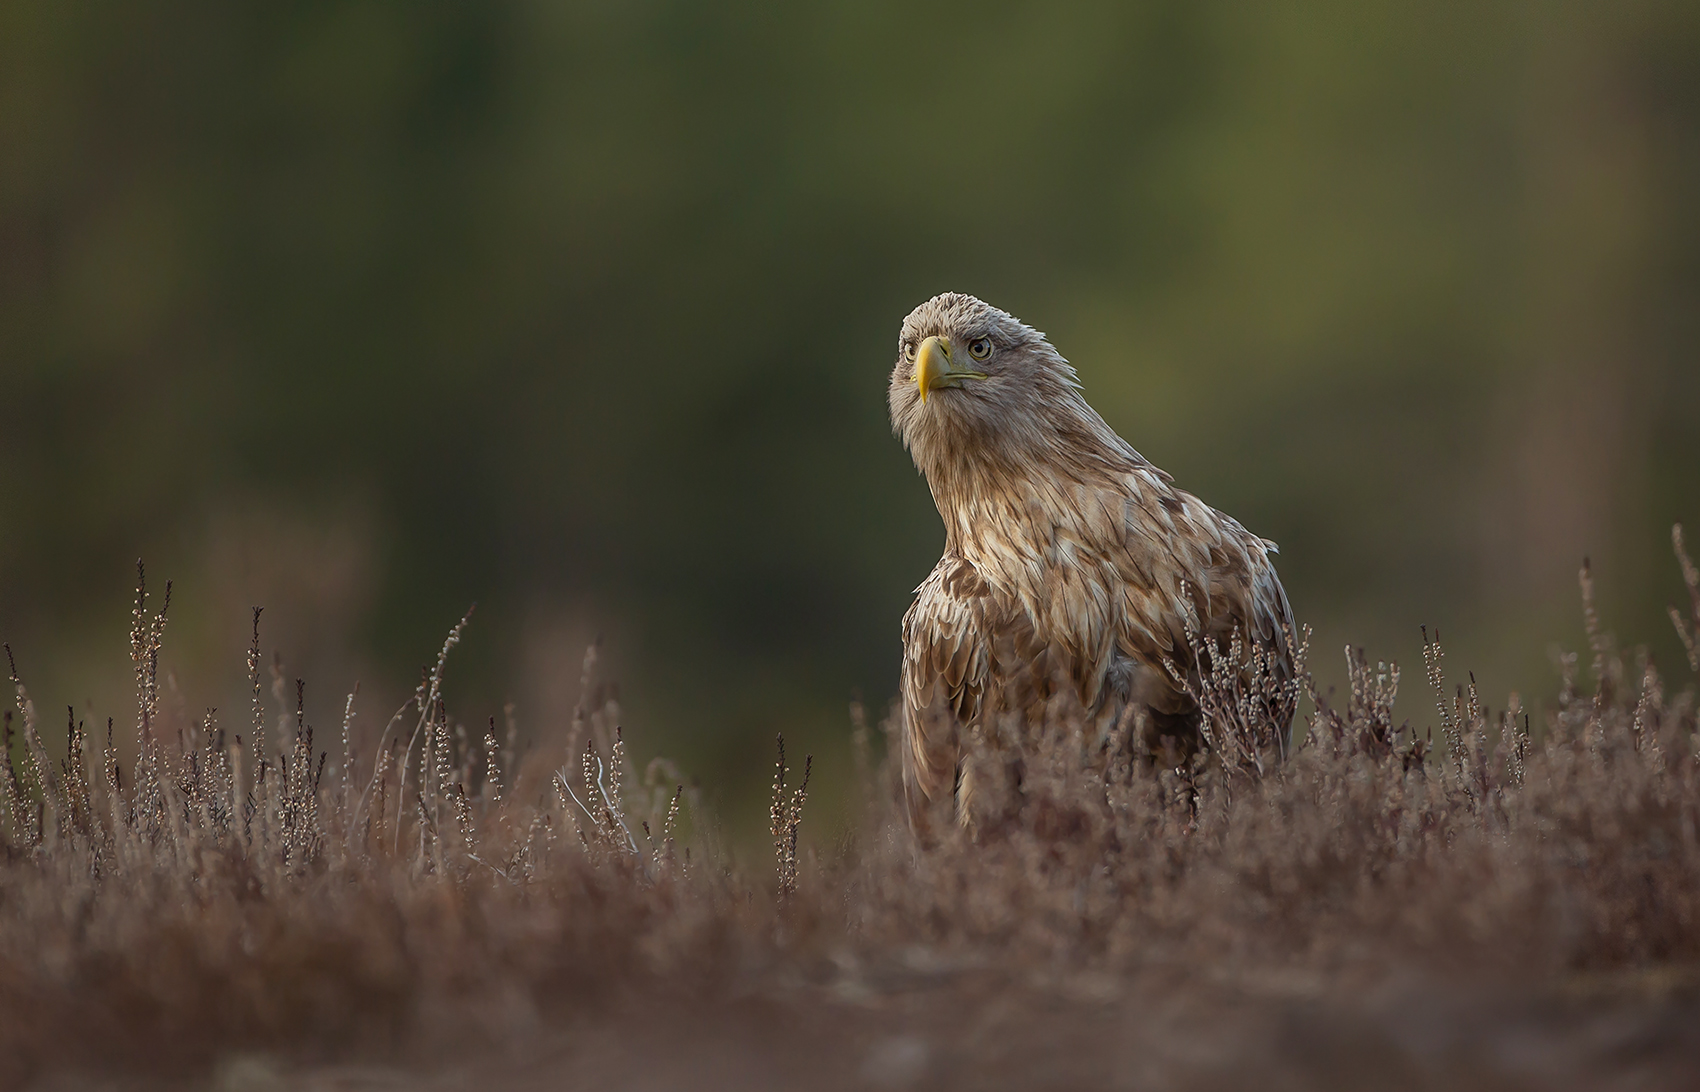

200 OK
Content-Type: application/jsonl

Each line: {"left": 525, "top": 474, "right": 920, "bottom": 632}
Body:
{"left": 1, "top": 534, "right": 1699, "bottom": 1086}
{"left": 0, "top": 568, "right": 757, "bottom": 1082}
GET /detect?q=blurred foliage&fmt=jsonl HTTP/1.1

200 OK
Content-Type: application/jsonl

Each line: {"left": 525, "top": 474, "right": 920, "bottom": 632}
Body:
{"left": 2, "top": 0, "right": 1698, "bottom": 825}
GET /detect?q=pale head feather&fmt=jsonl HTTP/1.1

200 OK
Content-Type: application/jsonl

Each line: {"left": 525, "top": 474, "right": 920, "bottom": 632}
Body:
{"left": 888, "top": 293, "right": 1158, "bottom": 554}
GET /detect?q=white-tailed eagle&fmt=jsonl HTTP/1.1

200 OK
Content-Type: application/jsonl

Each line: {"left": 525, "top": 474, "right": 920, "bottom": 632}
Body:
{"left": 889, "top": 293, "right": 1295, "bottom": 831}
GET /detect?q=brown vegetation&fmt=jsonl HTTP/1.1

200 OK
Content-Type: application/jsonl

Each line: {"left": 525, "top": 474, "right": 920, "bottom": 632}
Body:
{"left": 4, "top": 531, "right": 1700, "bottom": 1089}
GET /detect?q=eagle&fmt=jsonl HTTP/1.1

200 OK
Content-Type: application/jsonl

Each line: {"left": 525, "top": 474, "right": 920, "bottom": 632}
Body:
{"left": 888, "top": 293, "right": 1295, "bottom": 832}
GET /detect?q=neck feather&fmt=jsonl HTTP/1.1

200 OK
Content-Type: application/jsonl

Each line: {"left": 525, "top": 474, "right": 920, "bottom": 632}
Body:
{"left": 912, "top": 392, "right": 1139, "bottom": 562}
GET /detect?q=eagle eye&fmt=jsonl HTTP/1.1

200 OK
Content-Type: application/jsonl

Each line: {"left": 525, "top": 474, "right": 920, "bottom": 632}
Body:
{"left": 901, "top": 339, "right": 917, "bottom": 363}
{"left": 968, "top": 337, "right": 993, "bottom": 361}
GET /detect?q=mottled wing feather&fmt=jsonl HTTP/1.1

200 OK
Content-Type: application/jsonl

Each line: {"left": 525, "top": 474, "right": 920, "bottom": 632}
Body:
{"left": 1108, "top": 484, "right": 1296, "bottom": 730}
{"left": 900, "top": 463, "right": 1296, "bottom": 832}
{"left": 899, "top": 557, "right": 989, "bottom": 806}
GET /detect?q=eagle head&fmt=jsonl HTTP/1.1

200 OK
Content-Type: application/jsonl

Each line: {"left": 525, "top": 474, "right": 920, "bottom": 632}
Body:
{"left": 889, "top": 293, "right": 1091, "bottom": 482}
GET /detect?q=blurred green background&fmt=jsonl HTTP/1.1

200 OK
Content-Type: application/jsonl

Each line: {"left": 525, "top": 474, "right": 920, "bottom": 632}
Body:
{"left": 3, "top": 0, "right": 1698, "bottom": 833}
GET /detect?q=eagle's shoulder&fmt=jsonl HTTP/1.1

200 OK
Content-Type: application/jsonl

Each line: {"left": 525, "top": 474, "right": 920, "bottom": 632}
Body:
{"left": 1100, "top": 469, "right": 1294, "bottom": 681}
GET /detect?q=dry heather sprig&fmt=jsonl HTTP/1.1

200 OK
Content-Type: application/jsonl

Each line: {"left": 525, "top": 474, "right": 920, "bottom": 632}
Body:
{"left": 63, "top": 706, "right": 93, "bottom": 842}
{"left": 1420, "top": 627, "right": 1521, "bottom": 811}
{"left": 482, "top": 720, "right": 502, "bottom": 807}
{"left": 1496, "top": 700, "right": 1529, "bottom": 789}
{"left": 351, "top": 697, "right": 412, "bottom": 854}
{"left": 246, "top": 607, "right": 265, "bottom": 778}
{"left": 656, "top": 783, "right": 683, "bottom": 870}
{"left": 1580, "top": 558, "right": 1621, "bottom": 706}
{"left": 0, "top": 711, "right": 20, "bottom": 842}
{"left": 1421, "top": 626, "right": 1457, "bottom": 747}
{"left": 395, "top": 605, "right": 474, "bottom": 855}
{"left": 564, "top": 642, "right": 599, "bottom": 769}
{"left": 278, "top": 680, "right": 320, "bottom": 868}
{"left": 1671, "top": 524, "right": 1700, "bottom": 673}
{"left": 7, "top": 644, "right": 59, "bottom": 847}
{"left": 1631, "top": 656, "right": 1667, "bottom": 775}
{"left": 548, "top": 644, "right": 677, "bottom": 876}
{"left": 122, "top": 565, "right": 173, "bottom": 849}
{"left": 1158, "top": 591, "right": 1308, "bottom": 781}
{"left": 770, "top": 733, "right": 811, "bottom": 901}
{"left": 556, "top": 730, "right": 642, "bottom": 867}
{"left": 131, "top": 561, "right": 171, "bottom": 745}
{"left": 1307, "top": 644, "right": 1431, "bottom": 777}
{"left": 338, "top": 684, "right": 358, "bottom": 820}
{"left": 638, "top": 755, "right": 690, "bottom": 870}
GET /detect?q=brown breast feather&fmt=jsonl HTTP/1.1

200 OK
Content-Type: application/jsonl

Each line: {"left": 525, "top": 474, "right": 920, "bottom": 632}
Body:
{"left": 899, "top": 468, "right": 1294, "bottom": 817}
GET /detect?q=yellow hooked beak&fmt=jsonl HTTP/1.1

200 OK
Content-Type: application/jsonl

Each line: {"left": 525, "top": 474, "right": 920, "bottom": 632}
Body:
{"left": 914, "top": 335, "right": 988, "bottom": 404}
